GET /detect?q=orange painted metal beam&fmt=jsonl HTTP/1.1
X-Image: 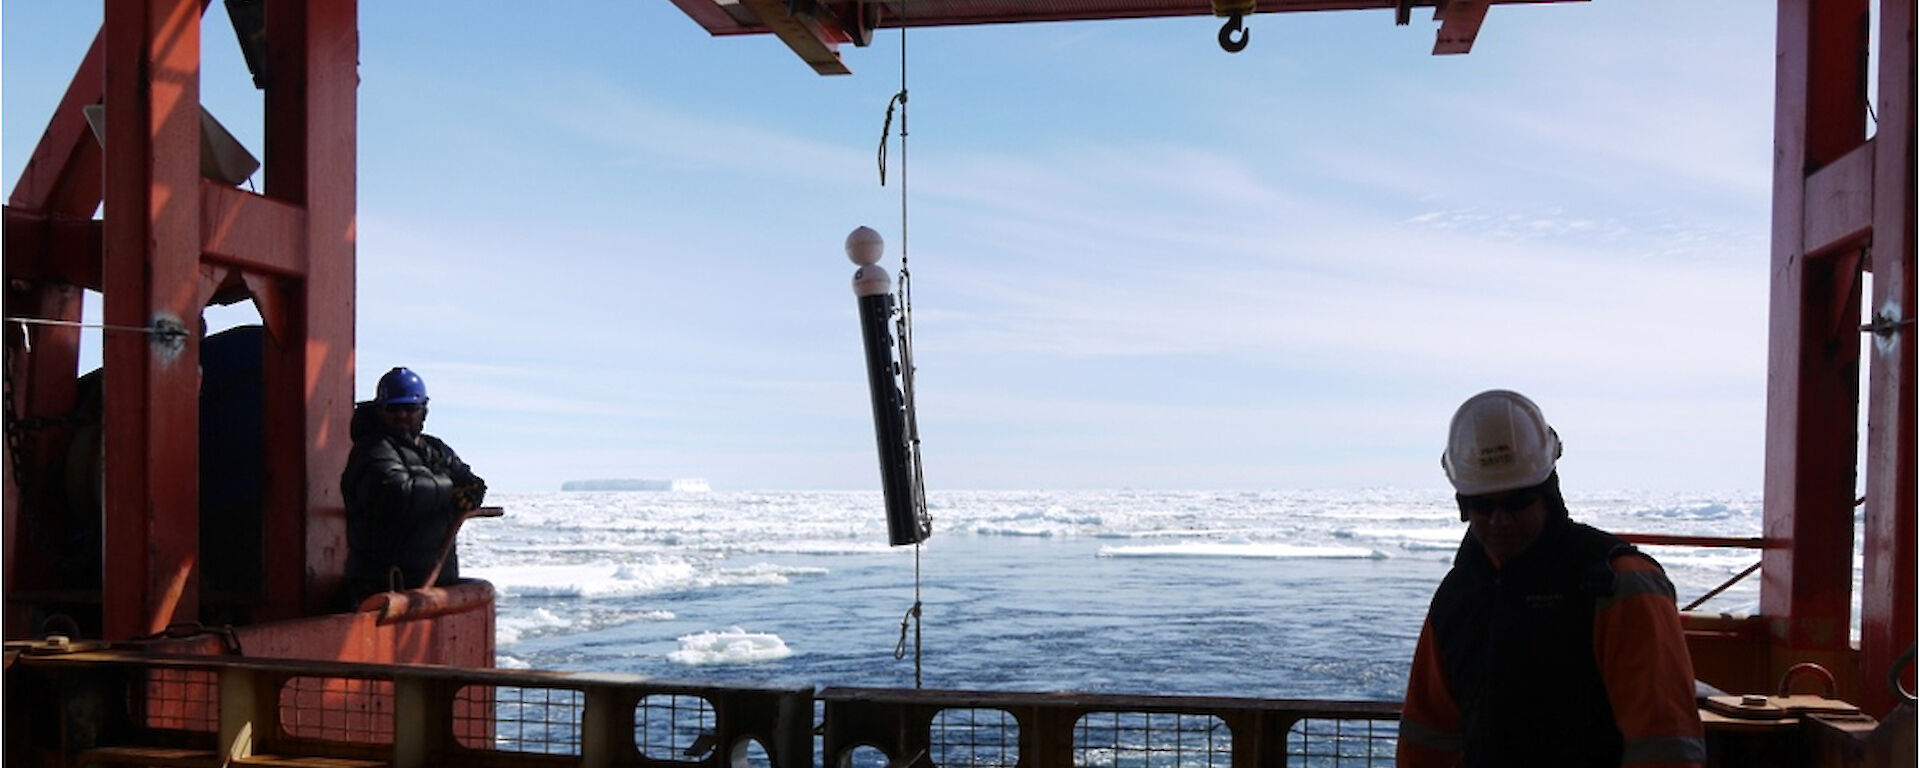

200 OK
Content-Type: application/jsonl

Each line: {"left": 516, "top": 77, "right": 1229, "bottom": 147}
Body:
{"left": 1616, "top": 533, "right": 1767, "bottom": 549}
{"left": 101, "top": 0, "right": 206, "bottom": 639}
{"left": 1763, "top": 0, "right": 1881, "bottom": 706}
{"left": 2, "top": 208, "right": 105, "bottom": 289}
{"left": 1431, "top": 0, "right": 1489, "bottom": 54}
{"left": 1858, "top": 0, "right": 1917, "bottom": 719}
{"left": 7, "top": 31, "right": 106, "bottom": 217}
{"left": 1801, "top": 142, "right": 1875, "bottom": 254}
{"left": 263, "top": 0, "right": 358, "bottom": 617}
{"left": 678, "top": 0, "right": 1585, "bottom": 73}
{"left": 201, "top": 182, "right": 308, "bottom": 277}
{"left": 738, "top": 0, "right": 856, "bottom": 75}
{"left": 6, "top": 185, "right": 306, "bottom": 290}
{"left": 681, "top": 0, "right": 1583, "bottom": 35}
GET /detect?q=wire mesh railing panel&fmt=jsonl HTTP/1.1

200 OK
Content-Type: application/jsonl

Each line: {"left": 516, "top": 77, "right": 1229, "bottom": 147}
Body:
{"left": 449, "top": 683, "right": 497, "bottom": 751}
{"left": 1073, "top": 711, "right": 1232, "bottom": 768}
{"left": 636, "top": 694, "right": 718, "bottom": 762}
{"left": 144, "top": 668, "right": 218, "bottom": 732}
{"left": 278, "top": 676, "right": 395, "bottom": 744}
{"left": 931, "top": 708, "right": 1020, "bottom": 768}
{"left": 1286, "top": 718, "right": 1397, "bottom": 767}
{"left": 452, "top": 685, "right": 583, "bottom": 755}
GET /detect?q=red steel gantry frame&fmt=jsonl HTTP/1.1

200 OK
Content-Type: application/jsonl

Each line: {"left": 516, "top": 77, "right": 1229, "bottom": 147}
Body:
{"left": 1764, "top": 0, "right": 1916, "bottom": 718}
{"left": 1, "top": 0, "right": 1915, "bottom": 722}
{"left": 3, "top": 0, "right": 357, "bottom": 638}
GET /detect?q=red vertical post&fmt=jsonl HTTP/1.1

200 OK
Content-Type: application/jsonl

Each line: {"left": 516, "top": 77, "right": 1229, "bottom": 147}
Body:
{"left": 1, "top": 283, "right": 84, "bottom": 638}
{"left": 264, "top": 0, "right": 357, "bottom": 614}
{"left": 4, "top": 31, "right": 106, "bottom": 640}
{"left": 303, "top": 0, "right": 358, "bottom": 616}
{"left": 1858, "top": 0, "right": 1918, "bottom": 718}
{"left": 1761, "top": 0, "right": 1871, "bottom": 695}
{"left": 258, "top": 4, "right": 308, "bottom": 622}
{"left": 101, "top": 0, "right": 204, "bottom": 639}
{"left": 254, "top": 278, "right": 313, "bottom": 619}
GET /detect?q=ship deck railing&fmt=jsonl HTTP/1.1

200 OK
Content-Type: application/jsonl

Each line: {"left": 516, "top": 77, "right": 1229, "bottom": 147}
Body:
{"left": 4, "top": 648, "right": 1404, "bottom": 768}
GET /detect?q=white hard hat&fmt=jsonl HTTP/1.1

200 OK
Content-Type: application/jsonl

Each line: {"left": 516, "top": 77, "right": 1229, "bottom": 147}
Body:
{"left": 1441, "top": 389, "right": 1562, "bottom": 496}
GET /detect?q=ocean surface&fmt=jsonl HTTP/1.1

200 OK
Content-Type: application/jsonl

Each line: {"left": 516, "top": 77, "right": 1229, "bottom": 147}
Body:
{"left": 462, "top": 488, "right": 1801, "bottom": 703}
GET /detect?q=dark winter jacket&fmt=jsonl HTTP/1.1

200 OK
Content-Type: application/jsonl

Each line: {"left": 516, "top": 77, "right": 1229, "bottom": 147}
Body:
{"left": 340, "top": 401, "right": 483, "bottom": 603}
{"left": 1435, "top": 521, "right": 1631, "bottom": 765}
{"left": 1399, "top": 518, "right": 1705, "bottom": 767}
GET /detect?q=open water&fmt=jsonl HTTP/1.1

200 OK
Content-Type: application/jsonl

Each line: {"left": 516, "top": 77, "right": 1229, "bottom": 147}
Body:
{"left": 462, "top": 489, "right": 1790, "bottom": 702}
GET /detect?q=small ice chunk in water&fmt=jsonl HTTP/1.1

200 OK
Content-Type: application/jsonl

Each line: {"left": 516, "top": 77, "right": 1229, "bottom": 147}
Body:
{"left": 668, "top": 627, "right": 794, "bottom": 665}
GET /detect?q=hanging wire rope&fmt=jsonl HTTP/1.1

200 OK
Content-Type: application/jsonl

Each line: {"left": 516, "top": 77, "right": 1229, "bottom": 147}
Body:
{"left": 876, "top": 1, "right": 908, "bottom": 189}
{"left": 892, "top": 544, "right": 923, "bottom": 685}
{"left": 876, "top": 0, "right": 929, "bottom": 690}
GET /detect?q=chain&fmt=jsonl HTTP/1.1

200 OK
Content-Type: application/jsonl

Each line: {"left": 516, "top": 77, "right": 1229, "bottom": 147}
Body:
{"left": 3, "top": 330, "right": 31, "bottom": 497}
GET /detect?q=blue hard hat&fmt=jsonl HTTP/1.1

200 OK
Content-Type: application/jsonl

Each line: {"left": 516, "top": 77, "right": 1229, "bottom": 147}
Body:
{"left": 375, "top": 367, "right": 429, "bottom": 406}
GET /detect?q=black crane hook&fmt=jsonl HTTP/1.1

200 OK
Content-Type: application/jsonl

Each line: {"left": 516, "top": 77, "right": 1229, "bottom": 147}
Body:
{"left": 1218, "top": 12, "right": 1248, "bottom": 53}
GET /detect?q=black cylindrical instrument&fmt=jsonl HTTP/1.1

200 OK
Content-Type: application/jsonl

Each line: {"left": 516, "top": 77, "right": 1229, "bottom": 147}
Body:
{"left": 854, "top": 263, "right": 929, "bottom": 546}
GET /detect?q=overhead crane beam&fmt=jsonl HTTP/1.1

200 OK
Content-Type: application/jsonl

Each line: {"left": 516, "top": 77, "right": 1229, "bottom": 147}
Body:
{"left": 671, "top": 0, "right": 1587, "bottom": 74}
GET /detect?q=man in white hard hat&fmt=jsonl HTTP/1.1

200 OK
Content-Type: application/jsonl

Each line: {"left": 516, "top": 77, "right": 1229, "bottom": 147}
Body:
{"left": 1397, "top": 390, "right": 1705, "bottom": 768}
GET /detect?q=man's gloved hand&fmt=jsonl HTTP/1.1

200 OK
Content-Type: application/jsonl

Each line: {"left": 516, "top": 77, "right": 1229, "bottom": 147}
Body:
{"left": 453, "top": 478, "right": 488, "bottom": 511}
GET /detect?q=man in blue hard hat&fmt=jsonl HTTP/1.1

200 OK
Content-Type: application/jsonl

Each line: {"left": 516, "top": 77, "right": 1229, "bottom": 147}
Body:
{"left": 339, "top": 366, "right": 487, "bottom": 605}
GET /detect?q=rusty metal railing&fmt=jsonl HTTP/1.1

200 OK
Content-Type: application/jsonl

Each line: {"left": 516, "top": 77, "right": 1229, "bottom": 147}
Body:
{"left": 820, "top": 686, "right": 1402, "bottom": 767}
{"left": 6, "top": 649, "right": 813, "bottom": 768}
{"left": 1616, "top": 533, "right": 1769, "bottom": 612}
{"left": 7, "top": 650, "right": 1404, "bottom": 767}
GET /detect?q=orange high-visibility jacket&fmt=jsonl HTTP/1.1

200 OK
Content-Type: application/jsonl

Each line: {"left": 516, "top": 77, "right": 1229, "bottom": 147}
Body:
{"left": 1398, "top": 524, "right": 1704, "bottom": 767}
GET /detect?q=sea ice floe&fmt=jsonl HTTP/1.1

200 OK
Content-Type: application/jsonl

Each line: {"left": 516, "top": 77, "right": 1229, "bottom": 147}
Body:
{"left": 707, "top": 563, "right": 829, "bottom": 587}
{"left": 1096, "top": 542, "right": 1387, "bottom": 560}
{"left": 469, "top": 560, "right": 702, "bottom": 598}
{"left": 740, "top": 541, "right": 895, "bottom": 555}
{"left": 667, "top": 627, "right": 794, "bottom": 665}
{"left": 495, "top": 606, "right": 575, "bottom": 645}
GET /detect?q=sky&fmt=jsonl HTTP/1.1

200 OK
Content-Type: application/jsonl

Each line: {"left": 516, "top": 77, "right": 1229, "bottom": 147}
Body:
{"left": 3, "top": 2, "right": 1788, "bottom": 493}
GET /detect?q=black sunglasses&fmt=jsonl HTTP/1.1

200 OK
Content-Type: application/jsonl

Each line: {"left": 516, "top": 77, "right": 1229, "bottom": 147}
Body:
{"left": 383, "top": 404, "right": 424, "bottom": 414}
{"left": 1460, "top": 488, "right": 1541, "bottom": 518}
